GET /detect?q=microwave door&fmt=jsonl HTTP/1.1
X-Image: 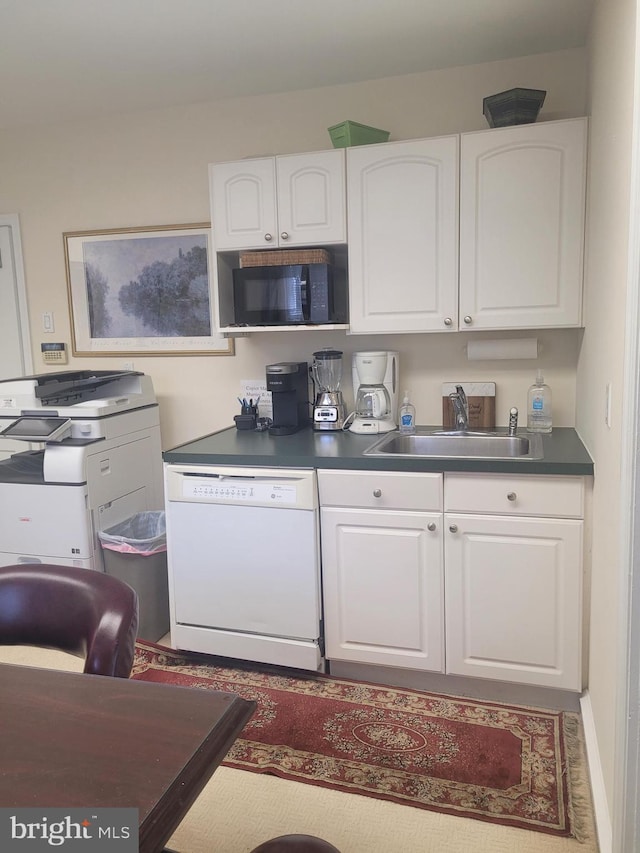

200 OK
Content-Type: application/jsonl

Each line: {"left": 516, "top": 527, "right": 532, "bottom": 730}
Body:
{"left": 232, "top": 264, "right": 307, "bottom": 325}
{"left": 280, "top": 270, "right": 305, "bottom": 324}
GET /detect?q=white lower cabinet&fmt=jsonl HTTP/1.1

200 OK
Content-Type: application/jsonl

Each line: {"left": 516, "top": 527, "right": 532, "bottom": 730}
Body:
{"left": 318, "top": 470, "right": 444, "bottom": 671}
{"left": 319, "top": 469, "right": 585, "bottom": 692}
{"left": 444, "top": 513, "right": 583, "bottom": 690}
{"left": 444, "top": 473, "right": 584, "bottom": 691}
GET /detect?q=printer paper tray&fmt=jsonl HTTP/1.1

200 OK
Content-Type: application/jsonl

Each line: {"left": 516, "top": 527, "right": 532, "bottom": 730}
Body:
{"left": 0, "top": 481, "right": 91, "bottom": 559}
{"left": 0, "top": 551, "right": 94, "bottom": 571}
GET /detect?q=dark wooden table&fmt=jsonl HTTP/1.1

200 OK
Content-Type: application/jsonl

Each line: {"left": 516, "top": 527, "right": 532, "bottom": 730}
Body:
{"left": 0, "top": 662, "right": 255, "bottom": 852}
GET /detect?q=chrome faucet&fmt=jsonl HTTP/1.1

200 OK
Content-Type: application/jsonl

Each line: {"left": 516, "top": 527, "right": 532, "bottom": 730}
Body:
{"left": 449, "top": 385, "right": 469, "bottom": 431}
{"left": 508, "top": 407, "right": 518, "bottom": 436}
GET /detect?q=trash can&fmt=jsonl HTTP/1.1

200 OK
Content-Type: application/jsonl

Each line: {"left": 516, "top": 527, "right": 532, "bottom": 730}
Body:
{"left": 98, "top": 511, "right": 169, "bottom": 642}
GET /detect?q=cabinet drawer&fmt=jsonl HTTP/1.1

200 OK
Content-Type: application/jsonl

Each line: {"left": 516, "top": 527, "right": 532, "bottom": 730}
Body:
{"left": 444, "top": 473, "right": 584, "bottom": 518}
{"left": 318, "top": 469, "right": 442, "bottom": 511}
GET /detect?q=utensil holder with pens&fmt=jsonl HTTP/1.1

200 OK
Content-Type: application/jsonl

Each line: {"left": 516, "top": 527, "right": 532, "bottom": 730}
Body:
{"left": 234, "top": 396, "right": 259, "bottom": 430}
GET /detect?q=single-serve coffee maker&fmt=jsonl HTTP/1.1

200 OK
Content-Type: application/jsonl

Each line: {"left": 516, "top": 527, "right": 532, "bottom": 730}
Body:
{"left": 311, "top": 349, "right": 346, "bottom": 431}
{"left": 266, "top": 362, "right": 309, "bottom": 436}
{"left": 349, "top": 351, "right": 399, "bottom": 434}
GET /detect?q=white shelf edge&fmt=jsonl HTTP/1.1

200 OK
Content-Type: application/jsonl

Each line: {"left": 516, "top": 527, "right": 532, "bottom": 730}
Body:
{"left": 218, "top": 324, "right": 349, "bottom": 335}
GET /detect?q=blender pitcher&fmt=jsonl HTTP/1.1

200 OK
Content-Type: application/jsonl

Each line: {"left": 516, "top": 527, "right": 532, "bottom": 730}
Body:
{"left": 312, "top": 349, "right": 346, "bottom": 431}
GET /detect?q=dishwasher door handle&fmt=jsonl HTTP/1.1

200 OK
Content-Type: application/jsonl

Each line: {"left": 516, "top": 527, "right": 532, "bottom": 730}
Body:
{"left": 217, "top": 475, "right": 308, "bottom": 484}
{"left": 182, "top": 472, "right": 310, "bottom": 484}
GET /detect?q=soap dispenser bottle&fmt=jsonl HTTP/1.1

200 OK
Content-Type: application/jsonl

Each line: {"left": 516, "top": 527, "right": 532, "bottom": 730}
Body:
{"left": 399, "top": 392, "right": 416, "bottom": 434}
{"left": 527, "top": 371, "right": 552, "bottom": 433}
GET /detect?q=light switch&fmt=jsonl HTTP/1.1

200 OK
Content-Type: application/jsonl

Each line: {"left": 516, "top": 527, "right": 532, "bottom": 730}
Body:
{"left": 42, "top": 311, "right": 54, "bottom": 333}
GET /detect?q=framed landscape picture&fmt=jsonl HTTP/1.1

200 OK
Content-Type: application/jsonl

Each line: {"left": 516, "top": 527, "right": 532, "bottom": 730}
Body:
{"left": 64, "top": 223, "right": 233, "bottom": 356}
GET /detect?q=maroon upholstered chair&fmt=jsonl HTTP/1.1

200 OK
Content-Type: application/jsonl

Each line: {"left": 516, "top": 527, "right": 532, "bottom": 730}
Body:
{"left": 249, "top": 836, "right": 341, "bottom": 853}
{"left": 0, "top": 563, "right": 138, "bottom": 678}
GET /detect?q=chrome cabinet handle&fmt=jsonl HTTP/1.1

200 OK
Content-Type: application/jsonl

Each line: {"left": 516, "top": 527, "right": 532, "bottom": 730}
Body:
{"left": 427, "top": 522, "right": 436, "bottom": 532}
{"left": 264, "top": 233, "right": 273, "bottom": 242}
{"left": 463, "top": 315, "right": 472, "bottom": 325}
{"left": 280, "top": 231, "right": 289, "bottom": 240}
{"left": 507, "top": 492, "right": 517, "bottom": 501}
{"left": 373, "top": 489, "right": 382, "bottom": 498}
{"left": 449, "top": 524, "right": 458, "bottom": 533}
{"left": 444, "top": 317, "right": 453, "bottom": 326}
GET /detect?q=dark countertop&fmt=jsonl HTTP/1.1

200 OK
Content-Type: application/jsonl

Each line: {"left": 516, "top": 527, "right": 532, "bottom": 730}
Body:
{"left": 163, "top": 425, "right": 594, "bottom": 476}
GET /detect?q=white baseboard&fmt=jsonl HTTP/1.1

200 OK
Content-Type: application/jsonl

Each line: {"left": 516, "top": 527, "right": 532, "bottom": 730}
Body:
{"left": 580, "top": 690, "right": 613, "bottom": 853}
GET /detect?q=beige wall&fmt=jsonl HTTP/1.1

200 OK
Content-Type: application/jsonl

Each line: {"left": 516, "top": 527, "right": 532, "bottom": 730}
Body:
{"left": 0, "top": 48, "right": 587, "bottom": 448}
{"left": 578, "top": 0, "right": 636, "bottom": 819}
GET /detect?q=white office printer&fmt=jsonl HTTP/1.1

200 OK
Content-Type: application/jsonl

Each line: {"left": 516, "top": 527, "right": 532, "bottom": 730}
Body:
{"left": 0, "top": 370, "right": 163, "bottom": 570}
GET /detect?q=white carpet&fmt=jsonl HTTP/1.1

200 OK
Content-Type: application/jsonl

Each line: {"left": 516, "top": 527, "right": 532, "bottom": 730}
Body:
{"left": 0, "top": 644, "right": 598, "bottom": 853}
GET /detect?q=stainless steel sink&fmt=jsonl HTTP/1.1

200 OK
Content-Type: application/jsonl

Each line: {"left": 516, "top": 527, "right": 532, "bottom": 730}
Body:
{"left": 363, "top": 429, "right": 544, "bottom": 460}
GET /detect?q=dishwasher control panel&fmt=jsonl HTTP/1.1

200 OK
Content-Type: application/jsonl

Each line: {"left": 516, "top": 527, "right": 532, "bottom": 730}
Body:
{"left": 182, "top": 477, "right": 297, "bottom": 504}
{"left": 164, "top": 464, "right": 318, "bottom": 511}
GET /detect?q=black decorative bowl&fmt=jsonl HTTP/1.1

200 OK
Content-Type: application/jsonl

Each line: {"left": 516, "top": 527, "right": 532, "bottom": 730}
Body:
{"left": 483, "top": 87, "right": 546, "bottom": 128}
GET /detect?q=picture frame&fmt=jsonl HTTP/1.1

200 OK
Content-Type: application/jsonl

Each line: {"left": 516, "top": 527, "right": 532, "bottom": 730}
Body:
{"left": 64, "top": 223, "right": 234, "bottom": 356}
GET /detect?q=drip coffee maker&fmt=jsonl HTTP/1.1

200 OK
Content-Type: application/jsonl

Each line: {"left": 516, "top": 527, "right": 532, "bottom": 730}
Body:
{"left": 311, "top": 349, "right": 345, "bottom": 431}
{"left": 349, "top": 351, "right": 399, "bottom": 434}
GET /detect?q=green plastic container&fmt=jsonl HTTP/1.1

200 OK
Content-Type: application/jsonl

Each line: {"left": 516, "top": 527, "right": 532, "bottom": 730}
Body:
{"left": 328, "top": 120, "right": 390, "bottom": 148}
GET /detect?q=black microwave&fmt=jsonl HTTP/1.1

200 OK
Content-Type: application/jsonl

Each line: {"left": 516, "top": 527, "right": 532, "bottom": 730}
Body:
{"left": 232, "top": 263, "right": 347, "bottom": 326}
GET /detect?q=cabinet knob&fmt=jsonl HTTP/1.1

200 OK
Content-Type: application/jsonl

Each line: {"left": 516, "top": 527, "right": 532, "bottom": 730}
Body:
{"left": 444, "top": 317, "right": 453, "bottom": 327}
{"left": 427, "top": 522, "right": 436, "bottom": 532}
{"left": 264, "top": 233, "right": 273, "bottom": 242}
{"left": 507, "top": 492, "right": 517, "bottom": 501}
{"left": 449, "top": 524, "right": 458, "bottom": 533}
{"left": 373, "top": 489, "right": 382, "bottom": 498}
{"left": 463, "top": 315, "right": 473, "bottom": 325}
{"left": 280, "top": 231, "right": 289, "bottom": 240}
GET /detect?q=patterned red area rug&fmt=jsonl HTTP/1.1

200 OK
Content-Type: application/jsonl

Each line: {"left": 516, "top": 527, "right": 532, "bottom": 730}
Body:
{"left": 132, "top": 641, "right": 586, "bottom": 837}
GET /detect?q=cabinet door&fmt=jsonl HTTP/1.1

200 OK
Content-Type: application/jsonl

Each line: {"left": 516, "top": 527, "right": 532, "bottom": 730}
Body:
{"left": 444, "top": 513, "right": 583, "bottom": 690}
{"left": 209, "top": 158, "right": 278, "bottom": 250}
{"left": 276, "top": 150, "right": 346, "bottom": 246}
{"left": 459, "top": 118, "right": 586, "bottom": 330}
{"left": 321, "top": 507, "right": 444, "bottom": 671}
{"left": 347, "top": 136, "right": 459, "bottom": 333}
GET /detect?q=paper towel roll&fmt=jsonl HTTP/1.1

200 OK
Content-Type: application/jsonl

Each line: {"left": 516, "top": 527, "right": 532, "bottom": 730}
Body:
{"left": 466, "top": 338, "right": 538, "bottom": 361}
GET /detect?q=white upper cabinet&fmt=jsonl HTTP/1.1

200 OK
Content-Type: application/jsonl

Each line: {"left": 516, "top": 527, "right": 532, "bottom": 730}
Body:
{"left": 347, "top": 136, "right": 459, "bottom": 333}
{"left": 210, "top": 158, "right": 277, "bottom": 250}
{"left": 210, "top": 150, "right": 346, "bottom": 251}
{"left": 208, "top": 118, "right": 588, "bottom": 335}
{"left": 276, "top": 153, "right": 346, "bottom": 246}
{"left": 459, "top": 118, "right": 587, "bottom": 330}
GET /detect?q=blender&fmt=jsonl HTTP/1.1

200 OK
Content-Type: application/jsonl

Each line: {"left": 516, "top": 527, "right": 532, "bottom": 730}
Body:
{"left": 311, "top": 349, "right": 346, "bottom": 431}
{"left": 350, "top": 351, "right": 398, "bottom": 434}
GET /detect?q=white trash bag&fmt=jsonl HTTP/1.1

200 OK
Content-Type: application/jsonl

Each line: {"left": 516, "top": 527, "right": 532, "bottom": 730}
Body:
{"left": 98, "top": 511, "right": 166, "bottom": 556}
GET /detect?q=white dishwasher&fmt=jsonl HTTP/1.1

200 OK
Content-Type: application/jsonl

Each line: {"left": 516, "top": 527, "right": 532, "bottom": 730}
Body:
{"left": 164, "top": 463, "right": 323, "bottom": 671}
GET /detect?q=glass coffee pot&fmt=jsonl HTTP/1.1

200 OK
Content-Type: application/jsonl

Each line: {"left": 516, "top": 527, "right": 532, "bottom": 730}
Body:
{"left": 355, "top": 383, "right": 391, "bottom": 420}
